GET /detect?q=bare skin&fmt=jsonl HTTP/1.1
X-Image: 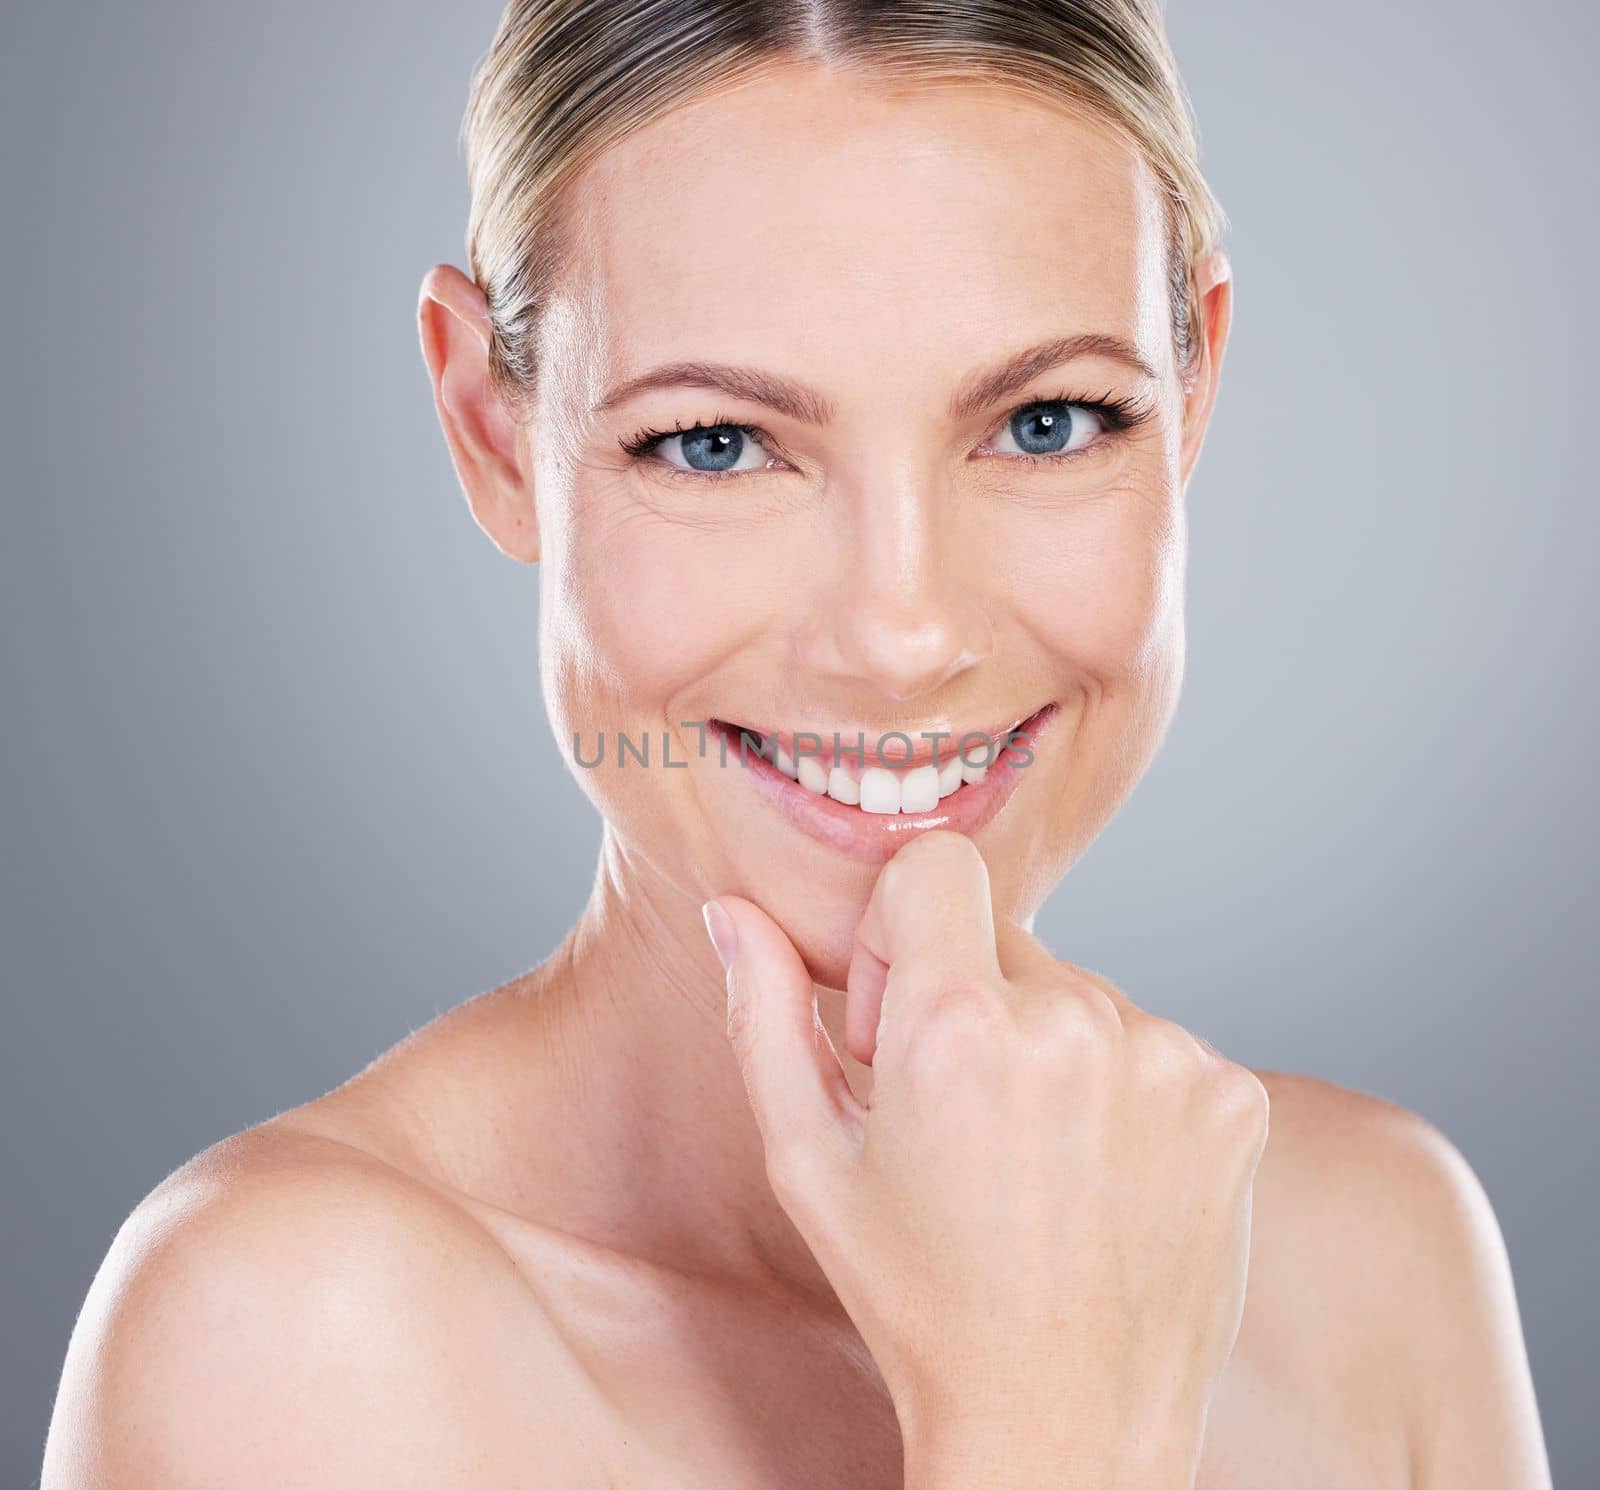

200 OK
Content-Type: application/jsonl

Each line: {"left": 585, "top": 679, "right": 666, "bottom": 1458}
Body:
{"left": 43, "top": 62, "right": 1549, "bottom": 1489}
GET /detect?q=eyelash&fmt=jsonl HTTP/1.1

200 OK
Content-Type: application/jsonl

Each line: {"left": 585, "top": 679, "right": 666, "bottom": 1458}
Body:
{"left": 617, "top": 388, "right": 1158, "bottom": 483}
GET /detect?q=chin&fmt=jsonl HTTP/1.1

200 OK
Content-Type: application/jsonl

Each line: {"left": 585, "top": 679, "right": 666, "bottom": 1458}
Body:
{"left": 768, "top": 893, "right": 868, "bottom": 994}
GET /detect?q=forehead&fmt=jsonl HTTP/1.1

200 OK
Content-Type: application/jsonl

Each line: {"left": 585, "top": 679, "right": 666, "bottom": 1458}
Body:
{"left": 548, "top": 63, "right": 1171, "bottom": 412}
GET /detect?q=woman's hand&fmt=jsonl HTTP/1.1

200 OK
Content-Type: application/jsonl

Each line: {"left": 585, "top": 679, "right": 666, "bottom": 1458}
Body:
{"left": 704, "top": 830, "right": 1269, "bottom": 1490}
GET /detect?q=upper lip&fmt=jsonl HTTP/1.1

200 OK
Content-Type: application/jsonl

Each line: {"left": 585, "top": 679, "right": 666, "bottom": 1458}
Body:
{"left": 713, "top": 706, "right": 1049, "bottom": 772}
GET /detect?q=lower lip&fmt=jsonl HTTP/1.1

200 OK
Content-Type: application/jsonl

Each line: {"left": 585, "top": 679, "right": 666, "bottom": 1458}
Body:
{"left": 711, "top": 703, "right": 1060, "bottom": 864}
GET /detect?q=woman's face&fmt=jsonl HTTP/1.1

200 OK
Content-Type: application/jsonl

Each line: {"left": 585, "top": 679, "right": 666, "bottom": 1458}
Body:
{"left": 485, "top": 64, "right": 1226, "bottom": 987}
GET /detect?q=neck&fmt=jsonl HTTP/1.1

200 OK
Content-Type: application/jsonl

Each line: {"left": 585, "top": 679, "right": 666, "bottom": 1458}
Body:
{"left": 514, "top": 826, "right": 868, "bottom": 1304}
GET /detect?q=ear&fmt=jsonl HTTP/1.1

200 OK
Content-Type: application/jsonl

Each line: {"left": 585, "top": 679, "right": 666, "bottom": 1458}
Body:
{"left": 1177, "top": 248, "right": 1234, "bottom": 489}
{"left": 417, "top": 264, "right": 540, "bottom": 563}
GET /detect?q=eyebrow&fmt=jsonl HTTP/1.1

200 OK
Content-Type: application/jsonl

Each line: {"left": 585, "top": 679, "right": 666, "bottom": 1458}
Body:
{"left": 591, "top": 332, "right": 1161, "bottom": 426}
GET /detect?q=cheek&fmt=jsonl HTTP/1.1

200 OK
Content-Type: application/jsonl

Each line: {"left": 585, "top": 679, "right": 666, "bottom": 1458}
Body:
{"left": 1004, "top": 481, "right": 1186, "bottom": 689}
{"left": 538, "top": 490, "right": 790, "bottom": 734}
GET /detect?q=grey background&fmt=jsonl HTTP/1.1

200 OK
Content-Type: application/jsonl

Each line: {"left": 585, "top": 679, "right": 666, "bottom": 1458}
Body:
{"left": 2, "top": 0, "right": 1594, "bottom": 1482}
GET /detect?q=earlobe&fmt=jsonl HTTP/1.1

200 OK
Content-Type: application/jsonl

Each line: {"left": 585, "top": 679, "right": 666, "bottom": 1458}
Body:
{"left": 1178, "top": 248, "right": 1233, "bottom": 489}
{"left": 417, "top": 264, "right": 540, "bottom": 564}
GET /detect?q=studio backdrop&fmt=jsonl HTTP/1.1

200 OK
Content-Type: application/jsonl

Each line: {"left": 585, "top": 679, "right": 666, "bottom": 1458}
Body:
{"left": 2, "top": 1, "right": 1595, "bottom": 1483}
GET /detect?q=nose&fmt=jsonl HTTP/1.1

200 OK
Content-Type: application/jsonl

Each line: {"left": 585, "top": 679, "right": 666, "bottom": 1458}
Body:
{"left": 792, "top": 465, "right": 993, "bottom": 701}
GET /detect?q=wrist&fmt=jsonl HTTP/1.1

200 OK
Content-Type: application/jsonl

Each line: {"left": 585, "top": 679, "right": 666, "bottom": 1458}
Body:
{"left": 896, "top": 1393, "right": 1201, "bottom": 1490}
{"left": 903, "top": 1440, "right": 1197, "bottom": 1490}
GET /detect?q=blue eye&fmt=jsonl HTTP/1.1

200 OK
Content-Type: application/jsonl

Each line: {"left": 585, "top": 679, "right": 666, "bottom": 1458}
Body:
{"left": 680, "top": 426, "right": 743, "bottom": 472}
{"left": 636, "top": 422, "right": 775, "bottom": 474}
{"left": 992, "top": 400, "right": 1109, "bottom": 458}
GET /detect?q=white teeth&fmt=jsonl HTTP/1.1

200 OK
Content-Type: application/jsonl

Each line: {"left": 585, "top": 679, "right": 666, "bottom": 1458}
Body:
{"left": 899, "top": 764, "right": 939, "bottom": 814}
{"left": 959, "top": 740, "right": 992, "bottom": 786}
{"left": 858, "top": 767, "right": 901, "bottom": 815}
{"left": 826, "top": 765, "right": 861, "bottom": 806}
{"left": 746, "top": 719, "right": 1029, "bottom": 815}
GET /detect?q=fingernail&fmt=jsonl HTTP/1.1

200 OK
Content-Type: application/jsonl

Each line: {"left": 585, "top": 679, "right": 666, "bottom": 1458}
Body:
{"left": 701, "top": 899, "right": 738, "bottom": 973}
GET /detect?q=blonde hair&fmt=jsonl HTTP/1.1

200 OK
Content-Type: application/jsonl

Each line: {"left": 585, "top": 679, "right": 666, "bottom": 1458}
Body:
{"left": 461, "top": 0, "right": 1227, "bottom": 419}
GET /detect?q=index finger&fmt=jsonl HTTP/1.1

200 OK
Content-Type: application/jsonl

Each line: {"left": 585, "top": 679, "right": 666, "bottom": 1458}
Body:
{"left": 844, "top": 830, "right": 1003, "bottom": 1064}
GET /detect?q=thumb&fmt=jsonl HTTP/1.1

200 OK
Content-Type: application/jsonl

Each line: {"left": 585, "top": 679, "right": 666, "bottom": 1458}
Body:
{"left": 703, "top": 896, "right": 864, "bottom": 1176}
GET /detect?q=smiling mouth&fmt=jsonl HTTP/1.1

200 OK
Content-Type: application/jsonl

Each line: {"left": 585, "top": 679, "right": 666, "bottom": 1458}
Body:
{"left": 707, "top": 703, "right": 1055, "bottom": 817}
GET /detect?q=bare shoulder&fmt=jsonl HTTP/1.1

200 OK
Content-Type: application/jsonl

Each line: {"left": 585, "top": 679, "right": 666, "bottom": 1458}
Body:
{"left": 41, "top": 1119, "right": 609, "bottom": 1490}
{"left": 1253, "top": 1069, "right": 1484, "bottom": 1218}
{"left": 1250, "top": 1070, "right": 1509, "bottom": 1314}
{"left": 1248, "top": 1072, "right": 1551, "bottom": 1489}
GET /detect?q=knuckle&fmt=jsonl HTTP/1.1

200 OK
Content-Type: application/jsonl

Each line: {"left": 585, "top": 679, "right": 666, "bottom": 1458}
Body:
{"left": 894, "top": 966, "right": 1130, "bottom": 1081}
{"left": 1069, "top": 963, "right": 1123, "bottom": 1002}
{"left": 1029, "top": 984, "right": 1115, "bottom": 1054}
{"left": 906, "top": 937, "right": 1014, "bottom": 1010}
{"left": 1066, "top": 979, "right": 1124, "bottom": 1038}
{"left": 1131, "top": 1015, "right": 1206, "bottom": 1085}
{"left": 1210, "top": 1062, "right": 1271, "bottom": 1146}
{"left": 1058, "top": 963, "right": 1141, "bottom": 1032}
{"left": 902, "top": 986, "right": 1004, "bottom": 1076}
{"left": 992, "top": 982, "right": 1120, "bottom": 1081}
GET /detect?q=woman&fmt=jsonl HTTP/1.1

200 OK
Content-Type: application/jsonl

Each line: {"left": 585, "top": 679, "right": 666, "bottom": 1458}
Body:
{"left": 42, "top": 2, "right": 1551, "bottom": 1485}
